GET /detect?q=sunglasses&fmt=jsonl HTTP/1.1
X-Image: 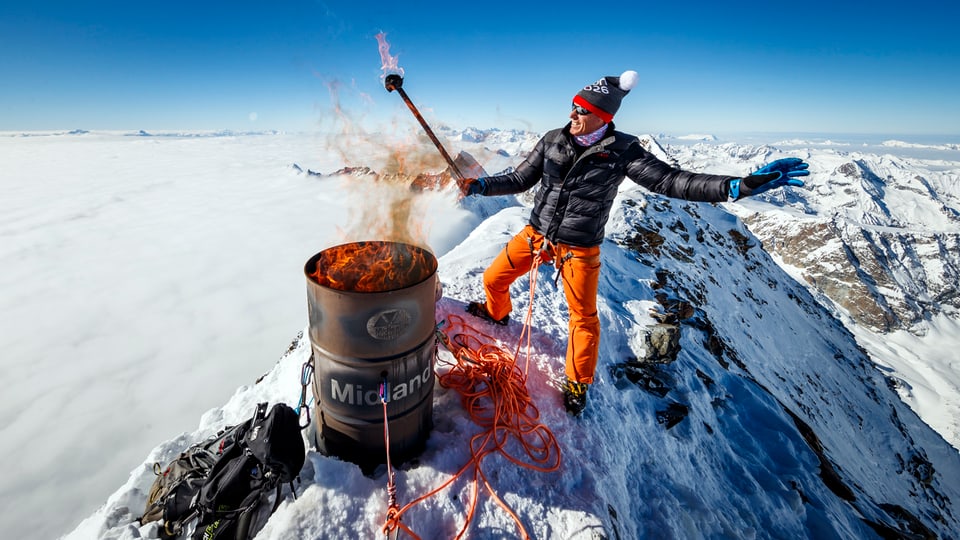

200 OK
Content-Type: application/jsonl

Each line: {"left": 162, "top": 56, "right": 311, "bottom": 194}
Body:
{"left": 571, "top": 103, "right": 592, "bottom": 116}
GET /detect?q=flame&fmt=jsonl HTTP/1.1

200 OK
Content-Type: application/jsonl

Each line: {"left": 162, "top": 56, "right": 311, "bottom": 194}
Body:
{"left": 310, "top": 241, "right": 436, "bottom": 293}
{"left": 301, "top": 32, "right": 469, "bottom": 260}
{"left": 375, "top": 32, "right": 404, "bottom": 79}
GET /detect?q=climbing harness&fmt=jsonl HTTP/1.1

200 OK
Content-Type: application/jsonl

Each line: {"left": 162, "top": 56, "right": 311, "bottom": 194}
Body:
{"left": 527, "top": 235, "right": 553, "bottom": 266}
{"left": 528, "top": 236, "right": 574, "bottom": 288}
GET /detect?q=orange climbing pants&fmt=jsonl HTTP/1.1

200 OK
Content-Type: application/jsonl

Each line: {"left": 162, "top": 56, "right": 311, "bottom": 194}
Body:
{"left": 481, "top": 225, "right": 602, "bottom": 384}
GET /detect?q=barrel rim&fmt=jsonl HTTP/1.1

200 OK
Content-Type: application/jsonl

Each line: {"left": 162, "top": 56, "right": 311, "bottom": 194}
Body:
{"left": 304, "top": 240, "right": 438, "bottom": 294}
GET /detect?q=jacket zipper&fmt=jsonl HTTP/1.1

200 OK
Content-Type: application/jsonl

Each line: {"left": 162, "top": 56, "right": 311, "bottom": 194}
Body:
{"left": 545, "top": 135, "right": 618, "bottom": 244}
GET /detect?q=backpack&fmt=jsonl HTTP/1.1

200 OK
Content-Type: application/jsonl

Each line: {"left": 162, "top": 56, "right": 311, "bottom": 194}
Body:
{"left": 140, "top": 426, "right": 244, "bottom": 538}
{"left": 139, "top": 402, "right": 305, "bottom": 540}
{"left": 191, "top": 402, "right": 306, "bottom": 540}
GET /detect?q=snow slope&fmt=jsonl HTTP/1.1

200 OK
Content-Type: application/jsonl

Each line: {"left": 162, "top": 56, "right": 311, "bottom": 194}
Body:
{"left": 66, "top": 132, "right": 960, "bottom": 539}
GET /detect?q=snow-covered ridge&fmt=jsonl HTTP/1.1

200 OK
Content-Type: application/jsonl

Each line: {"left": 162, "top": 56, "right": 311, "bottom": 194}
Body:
{"left": 5, "top": 129, "right": 959, "bottom": 539}
{"left": 883, "top": 139, "right": 960, "bottom": 151}
{"left": 64, "top": 130, "right": 960, "bottom": 540}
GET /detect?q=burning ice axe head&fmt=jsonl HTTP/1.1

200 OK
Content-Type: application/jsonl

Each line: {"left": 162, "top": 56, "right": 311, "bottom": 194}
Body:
{"left": 384, "top": 74, "right": 403, "bottom": 93}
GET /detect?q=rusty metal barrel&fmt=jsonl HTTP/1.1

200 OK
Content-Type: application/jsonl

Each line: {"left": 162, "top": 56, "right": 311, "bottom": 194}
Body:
{"left": 305, "top": 240, "right": 437, "bottom": 469}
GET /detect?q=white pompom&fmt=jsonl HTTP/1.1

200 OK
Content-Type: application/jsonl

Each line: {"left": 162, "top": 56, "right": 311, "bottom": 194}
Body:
{"left": 619, "top": 70, "right": 639, "bottom": 91}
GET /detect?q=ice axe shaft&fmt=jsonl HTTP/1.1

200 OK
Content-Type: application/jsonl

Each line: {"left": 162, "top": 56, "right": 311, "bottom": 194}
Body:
{"left": 384, "top": 74, "right": 465, "bottom": 182}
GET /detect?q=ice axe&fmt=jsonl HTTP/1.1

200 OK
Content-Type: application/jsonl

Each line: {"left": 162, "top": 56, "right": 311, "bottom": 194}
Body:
{"left": 384, "top": 74, "right": 470, "bottom": 188}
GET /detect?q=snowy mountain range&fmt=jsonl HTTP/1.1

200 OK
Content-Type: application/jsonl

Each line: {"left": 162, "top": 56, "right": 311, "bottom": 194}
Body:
{"left": 60, "top": 128, "right": 960, "bottom": 539}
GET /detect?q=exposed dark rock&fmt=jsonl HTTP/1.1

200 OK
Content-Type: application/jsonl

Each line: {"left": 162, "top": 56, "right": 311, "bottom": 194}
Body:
{"left": 782, "top": 407, "right": 856, "bottom": 502}
{"left": 651, "top": 292, "right": 695, "bottom": 323}
{"left": 727, "top": 229, "right": 754, "bottom": 256}
{"left": 607, "top": 503, "right": 623, "bottom": 540}
{"left": 624, "top": 223, "right": 666, "bottom": 258}
{"left": 656, "top": 402, "right": 689, "bottom": 429}
{"left": 609, "top": 358, "right": 672, "bottom": 397}
{"left": 643, "top": 324, "right": 681, "bottom": 364}
{"left": 863, "top": 503, "right": 936, "bottom": 540}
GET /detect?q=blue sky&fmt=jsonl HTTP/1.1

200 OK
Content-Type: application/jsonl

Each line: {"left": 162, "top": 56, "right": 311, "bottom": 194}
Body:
{"left": 2, "top": 0, "right": 958, "bottom": 135}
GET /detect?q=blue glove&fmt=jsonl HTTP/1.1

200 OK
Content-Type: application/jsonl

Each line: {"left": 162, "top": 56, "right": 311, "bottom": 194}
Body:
{"left": 730, "top": 157, "right": 809, "bottom": 199}
{"left": 462, "top": 177, "right": 486, "bottom": 196}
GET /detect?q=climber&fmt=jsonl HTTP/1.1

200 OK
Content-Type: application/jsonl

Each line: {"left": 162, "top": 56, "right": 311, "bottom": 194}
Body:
{"left": 461, "top": 70, "right": 809, "bottom": 416}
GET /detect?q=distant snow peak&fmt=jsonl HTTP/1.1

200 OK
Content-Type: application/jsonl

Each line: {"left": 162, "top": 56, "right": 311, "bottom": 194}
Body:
{"left": 433, "top": 126, "right": 542, "bottom": 167}
{"left": 439, "top": 126, "right": 535, "bottom": 145}
{"left": 774, "top": 138, "right": 852, "bottom": 147}
{"left": 637, "top": 134, "right": 677, "bottom": 166}
{"left": 676, "top": 133, "right": 717, "bottom": 141}
{"left": 882, "top": 139, "right": 960, "bottom": 151}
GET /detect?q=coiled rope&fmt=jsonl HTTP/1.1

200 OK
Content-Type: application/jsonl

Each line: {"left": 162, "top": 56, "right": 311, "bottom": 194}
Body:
{"left": 381, "top": 262, "right": 561, "bottom": 539}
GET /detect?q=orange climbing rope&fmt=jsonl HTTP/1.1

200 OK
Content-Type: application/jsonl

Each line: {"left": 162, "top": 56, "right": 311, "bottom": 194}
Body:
{"left": 380, "top": 380, "right": 418, "bottom": 539}
{"left": 381, "top": 263, "right": 561, "bottom": 539}
{"left": 514, "top": 255, "right": 543, "bottom": 374}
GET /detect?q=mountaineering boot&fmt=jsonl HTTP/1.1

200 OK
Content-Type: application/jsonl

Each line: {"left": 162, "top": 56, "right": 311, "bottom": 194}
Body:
{"left": 563, "top": 379, "right": 589, "bottom": 416}
{"left": 466, "top": 301, "right": 509, "bottom": 326}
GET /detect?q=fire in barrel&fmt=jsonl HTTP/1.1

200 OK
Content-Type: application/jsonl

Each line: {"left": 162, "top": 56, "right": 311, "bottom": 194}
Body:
{"left": 305, "top": 241, "right": 438, "bottom": 469}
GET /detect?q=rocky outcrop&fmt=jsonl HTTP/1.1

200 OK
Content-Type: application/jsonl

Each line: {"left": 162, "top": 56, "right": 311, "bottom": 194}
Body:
{"left": 742, "top": 210, "right": 960, "bottom": 335}
{"left": 744, "top": 214, "right": 960, "bottom": 332}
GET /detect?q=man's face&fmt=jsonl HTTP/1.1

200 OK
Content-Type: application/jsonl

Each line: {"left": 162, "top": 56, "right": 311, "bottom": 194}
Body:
{"left": 569, "top": 104, "right": 607, "bottom": 136}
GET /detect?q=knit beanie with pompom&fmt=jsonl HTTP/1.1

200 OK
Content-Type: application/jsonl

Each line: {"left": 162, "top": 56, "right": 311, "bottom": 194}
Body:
{"left": 573, "top": 70, "right": 639, "bottom": 123}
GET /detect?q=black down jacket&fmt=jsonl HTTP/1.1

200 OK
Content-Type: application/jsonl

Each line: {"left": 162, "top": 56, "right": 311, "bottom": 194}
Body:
{"left": 482, "top": 123, "right": 735, "bottom": 247}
